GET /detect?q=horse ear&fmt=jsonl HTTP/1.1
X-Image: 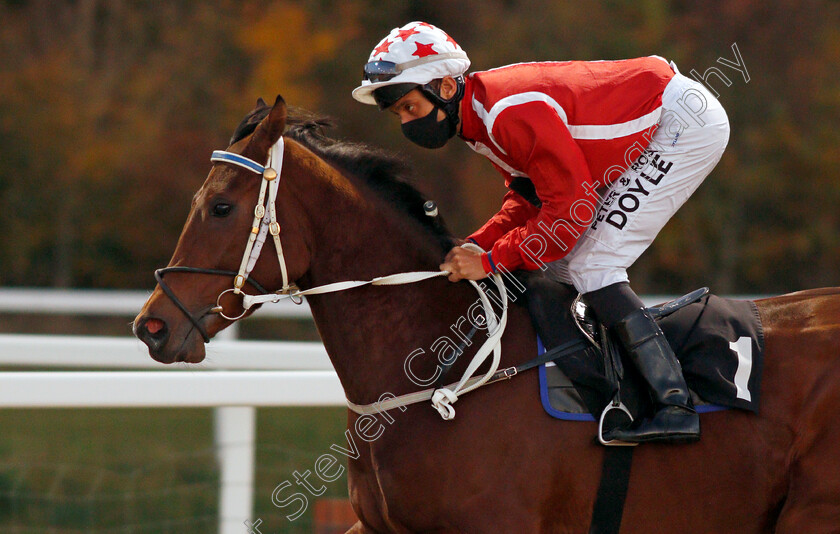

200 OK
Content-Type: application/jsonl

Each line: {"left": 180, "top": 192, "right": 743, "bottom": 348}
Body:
{"left": 244, "top": 95, "right": 287, "bottom": 159}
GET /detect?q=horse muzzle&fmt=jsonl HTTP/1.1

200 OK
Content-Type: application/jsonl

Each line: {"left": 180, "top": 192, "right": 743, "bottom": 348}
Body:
{"left": 133, "top": 280, "right": 216, "bottom": 364}
{"left": 134, "top": 312, "right": 209, "bottom": 364}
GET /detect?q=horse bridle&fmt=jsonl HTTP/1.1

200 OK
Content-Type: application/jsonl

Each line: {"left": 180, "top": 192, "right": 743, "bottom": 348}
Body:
{"left": 154, "top": 137, "right": 296, "bottom": 342}
{"left": 153, "top": 266, "right": 269, "bottom": 343}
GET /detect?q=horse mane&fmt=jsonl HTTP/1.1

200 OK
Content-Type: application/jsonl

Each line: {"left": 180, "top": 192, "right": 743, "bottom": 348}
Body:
{"left": 230, "top": 102, "right": 455, "bottom": 253}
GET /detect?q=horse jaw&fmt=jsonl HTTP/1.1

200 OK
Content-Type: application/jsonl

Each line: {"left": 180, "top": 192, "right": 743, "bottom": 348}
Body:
{"left": 148, "top": 327, "right": 207, "bottom": 364}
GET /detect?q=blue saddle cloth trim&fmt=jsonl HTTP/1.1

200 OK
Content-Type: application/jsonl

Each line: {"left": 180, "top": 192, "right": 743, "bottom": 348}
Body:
{"left": 536, "top": 336, "right": 729, "bottom": 422}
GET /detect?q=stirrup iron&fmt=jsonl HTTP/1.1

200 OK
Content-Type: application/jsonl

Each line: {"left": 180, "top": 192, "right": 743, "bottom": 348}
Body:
{"left": 598, "top": 400, "right": 638, "bottom": 447}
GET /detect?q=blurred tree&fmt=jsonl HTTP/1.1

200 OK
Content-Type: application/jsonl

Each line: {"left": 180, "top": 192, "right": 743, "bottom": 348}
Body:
{"left": 636, "top": 0, "right": 840, "bottom": 293}
{"left": 0, "top": 0, "right": 838, "bottom": 295}
{"left": 237, "top": 1, "right": 338, "bottom": 109}
{"left": 0, "top": 1, "right": 252, "bottom": 287}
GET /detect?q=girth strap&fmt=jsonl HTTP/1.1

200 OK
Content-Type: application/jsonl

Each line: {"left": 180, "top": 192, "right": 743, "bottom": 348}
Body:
{"left": 589, "top": 447, "right": 634, "bottom": 534}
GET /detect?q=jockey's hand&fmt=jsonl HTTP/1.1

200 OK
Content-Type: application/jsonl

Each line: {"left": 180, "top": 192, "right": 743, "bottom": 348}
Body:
{"left": 440, "top": 247, "right": 487, "bottom": 282}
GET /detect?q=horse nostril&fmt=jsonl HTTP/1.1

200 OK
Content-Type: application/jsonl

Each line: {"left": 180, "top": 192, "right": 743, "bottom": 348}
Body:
{"left": 145, "top": 318, "right": 165, "bottom": 335}
{"left": 137, "top": 316, "right": 169, "bottom": 351}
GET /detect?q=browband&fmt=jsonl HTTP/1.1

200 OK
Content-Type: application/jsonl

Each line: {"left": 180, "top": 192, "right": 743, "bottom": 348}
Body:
{"left": 210, "top": 151, "right": 265, "bottom": 174}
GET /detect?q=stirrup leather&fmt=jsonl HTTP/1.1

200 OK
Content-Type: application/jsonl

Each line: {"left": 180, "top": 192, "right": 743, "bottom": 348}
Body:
{"left": 596, "top": 322, "right": 638, "bottom": 447}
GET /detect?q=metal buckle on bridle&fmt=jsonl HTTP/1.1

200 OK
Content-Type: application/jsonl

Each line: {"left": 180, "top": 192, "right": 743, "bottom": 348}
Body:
{"left": 155, "top": 266, "right": 269, "bottom": 342}
{"left": 278, "top": 284, "right": 303, "bottom": 305}
{"left": 212, "top": 288, "right": 251, "bottom": 321}
{"left": 234, "top": 274, "right": 247, "bottom": 291}
{"left": 211, "top": 281, "right": 303, "bottom": 320}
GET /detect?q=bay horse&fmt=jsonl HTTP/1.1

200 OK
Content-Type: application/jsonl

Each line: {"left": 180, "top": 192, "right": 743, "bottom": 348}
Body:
{"left": 134, "top": 96, "right": 840, "bottom": 533}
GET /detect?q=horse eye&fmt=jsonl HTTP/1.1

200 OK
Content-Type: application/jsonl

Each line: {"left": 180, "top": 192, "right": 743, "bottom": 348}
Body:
{"left": 212, "top": 203, "right": 232, "bottom": 217}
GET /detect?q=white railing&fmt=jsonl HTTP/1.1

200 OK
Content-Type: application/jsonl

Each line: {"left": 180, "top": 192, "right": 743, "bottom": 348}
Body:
{"left": 0, "top": 288, "right": 340, "bottom": 534}
{"left": 0, "top": 333, "right": 333, "bottom": 370}
{"left": 0, "top": 287, "right": 313, "bottom": 317}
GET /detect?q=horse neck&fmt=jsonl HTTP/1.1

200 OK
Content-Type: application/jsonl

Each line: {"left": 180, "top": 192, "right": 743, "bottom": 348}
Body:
{"left": 281, "top": 140, "right": 448, "bottom": 280}
{"left": 285, "top": 147, "right": 478, "bottom": 404}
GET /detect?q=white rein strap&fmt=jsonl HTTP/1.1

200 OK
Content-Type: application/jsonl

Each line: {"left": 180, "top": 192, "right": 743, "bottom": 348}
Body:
{"left": 210, "top": 142, "right": 508, "bottom": 420}
{"left": 243, "top": 249, "right": 510, "bottom": 421}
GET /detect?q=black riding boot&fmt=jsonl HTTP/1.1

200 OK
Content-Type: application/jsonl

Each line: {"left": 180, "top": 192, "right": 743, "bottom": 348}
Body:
{"left": 517, "top": 272, "right": 615, "bottom": 415}
{"left": 586, "top": 283, "right": 700, "bottom": 444}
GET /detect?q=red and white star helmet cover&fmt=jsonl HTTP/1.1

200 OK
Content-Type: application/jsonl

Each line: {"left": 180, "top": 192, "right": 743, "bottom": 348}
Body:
{"left": 352, "top": 21, "right": 471, "bottom": 105}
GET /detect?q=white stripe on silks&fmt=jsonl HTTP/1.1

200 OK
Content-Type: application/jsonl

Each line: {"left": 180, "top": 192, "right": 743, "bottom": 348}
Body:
{"left": 471, "top": 97, "right": 490, "bottom": 122}
{"left": 466, "top": 141, "right": 528, "bottom": 178}
{"left": 477, "top": 91, "right": 568, "bottom": 154}
{"left": 567, "top": 107, "right": 662, "bottom": 140}
{"left": 473, "top": 91, "right": 663, "bottom": 151}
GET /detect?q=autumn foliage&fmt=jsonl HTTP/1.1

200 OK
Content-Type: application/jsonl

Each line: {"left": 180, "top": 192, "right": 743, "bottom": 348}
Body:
{"left": 1, "top": 0, "right": 838, "bottom": 294}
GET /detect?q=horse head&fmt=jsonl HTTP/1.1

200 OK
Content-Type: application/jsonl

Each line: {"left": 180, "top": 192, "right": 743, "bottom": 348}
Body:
{"left": 134, "top": 95, "right": 313, "bottom": 363}
{"left": 134, "top": 94, "right": 455, "bottom": 365}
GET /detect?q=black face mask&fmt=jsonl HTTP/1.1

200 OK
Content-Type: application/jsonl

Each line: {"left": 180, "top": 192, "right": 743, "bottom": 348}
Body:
{"left": 401, "top": 106, "right": 456, "bottom": 149}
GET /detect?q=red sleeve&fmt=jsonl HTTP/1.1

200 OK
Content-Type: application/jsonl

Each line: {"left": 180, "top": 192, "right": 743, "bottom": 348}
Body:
{"left": 487, "top": 101, "right": 593, "bottom": 271}
{"left": 467, "top": 189, "right": 540, "bottom": 251}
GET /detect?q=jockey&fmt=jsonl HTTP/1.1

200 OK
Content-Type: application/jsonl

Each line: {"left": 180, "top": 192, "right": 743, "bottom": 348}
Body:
{"left": 352, "top": 22, "right": 730, "bottom": 444}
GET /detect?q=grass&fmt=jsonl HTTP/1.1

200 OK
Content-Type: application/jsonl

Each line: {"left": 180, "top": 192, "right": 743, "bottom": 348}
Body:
{"left": 0, "top": 406, "right": 350, "bottom": 533}
{"left": 0, "top": 310, "right": 351, "bottom": 531}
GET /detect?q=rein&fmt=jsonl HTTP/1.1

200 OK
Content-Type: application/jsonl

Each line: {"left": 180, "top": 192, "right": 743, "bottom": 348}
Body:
{"left": 160, "top": 137, "right": 512, "bottom": 420}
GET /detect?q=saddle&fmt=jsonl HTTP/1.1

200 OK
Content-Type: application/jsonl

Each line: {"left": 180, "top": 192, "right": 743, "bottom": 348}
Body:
{"left": 510, "top": 273, "right": 765, "bottom": 444}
